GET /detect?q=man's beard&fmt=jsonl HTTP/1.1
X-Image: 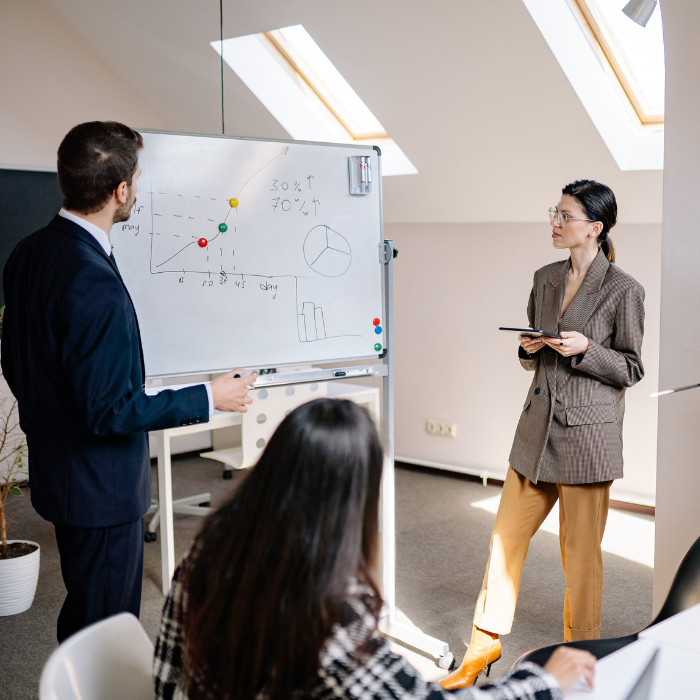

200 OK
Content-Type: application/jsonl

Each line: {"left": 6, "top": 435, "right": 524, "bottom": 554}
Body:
{"left": 113, "top": 188, "right": 136, "bottom": 224}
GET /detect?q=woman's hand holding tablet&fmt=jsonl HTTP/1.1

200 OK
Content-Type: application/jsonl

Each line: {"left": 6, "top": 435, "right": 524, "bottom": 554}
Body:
{"left": 499, "top": 327, "right": 561, "bottom": 339}
{"left": 500, "top": 327, "right": 561, "bottom": 356}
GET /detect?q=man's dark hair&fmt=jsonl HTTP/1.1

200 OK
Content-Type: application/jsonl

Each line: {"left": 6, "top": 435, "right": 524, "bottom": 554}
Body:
{"left": 57, "top": 121, "right": 143, "bottom": 214}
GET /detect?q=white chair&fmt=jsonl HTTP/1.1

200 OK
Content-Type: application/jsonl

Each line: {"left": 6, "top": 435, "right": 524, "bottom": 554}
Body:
{"left": 39, "top": 613, "right": 154, "bottom": 700}
{"left": 202, "top": 380, "right": 327, "bottom": 477}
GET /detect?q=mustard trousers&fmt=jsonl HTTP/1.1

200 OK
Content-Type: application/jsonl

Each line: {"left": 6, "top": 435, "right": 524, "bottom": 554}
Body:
{"left": 473, "top": 467, "right": 611, "bottom": 642}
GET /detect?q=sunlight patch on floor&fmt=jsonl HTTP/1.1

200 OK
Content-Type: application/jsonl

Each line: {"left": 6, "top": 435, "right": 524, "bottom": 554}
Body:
{"left": 471, "top": 495, "right": 655, "bottom": 568}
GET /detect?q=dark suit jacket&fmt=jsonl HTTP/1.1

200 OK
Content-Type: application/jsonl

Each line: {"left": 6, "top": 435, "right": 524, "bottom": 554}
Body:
{"left": 1, "top": 215, "right": 209, "bottom": 527}
{"left": 509, "top": 250, "right": 645, "bottom": 484}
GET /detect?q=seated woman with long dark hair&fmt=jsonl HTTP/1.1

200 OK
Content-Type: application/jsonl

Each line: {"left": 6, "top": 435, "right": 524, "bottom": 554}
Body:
{"left": 153, "top": 398, "right": 594, "bottom": 700}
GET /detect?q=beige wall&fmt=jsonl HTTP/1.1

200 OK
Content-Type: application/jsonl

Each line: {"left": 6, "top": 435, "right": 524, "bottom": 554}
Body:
{"left": 653, "top": 0, "right": 700, "bottom": 612}
{"left": 387, "top": 222, "right": 661, "bottom": 506}
{"left": 0, "top": 0, "right": 166, "bottom": 169}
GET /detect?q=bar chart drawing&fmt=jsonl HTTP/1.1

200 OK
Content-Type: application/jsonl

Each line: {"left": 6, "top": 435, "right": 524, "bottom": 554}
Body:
{"left": 299, "top": 301, "right": 327, "bottom": 342}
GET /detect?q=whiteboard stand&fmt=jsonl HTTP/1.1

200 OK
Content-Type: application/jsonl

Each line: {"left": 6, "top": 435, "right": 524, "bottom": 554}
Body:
{"left": 377, "top": 240, "right": 454, "bottom": 669}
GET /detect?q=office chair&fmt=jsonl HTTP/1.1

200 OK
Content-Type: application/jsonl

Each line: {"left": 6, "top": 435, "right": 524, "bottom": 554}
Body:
{"left": 517, "top": 534, "right": 700, "bottom": 667}
{"left": 201, "top": 381, "right": 327, "bottom": 479}
{"left": 39, "top": 613, "right": 153, "bottom": 700}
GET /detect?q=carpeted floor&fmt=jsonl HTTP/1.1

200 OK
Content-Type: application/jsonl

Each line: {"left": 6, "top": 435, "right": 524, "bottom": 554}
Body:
{"left": 0, "top": 458, "right": 653, "bottom": 699}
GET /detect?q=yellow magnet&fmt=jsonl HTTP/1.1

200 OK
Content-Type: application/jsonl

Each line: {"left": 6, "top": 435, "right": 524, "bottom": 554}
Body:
{"left": 229, "top": 198, "right": 239, "bottom": 207}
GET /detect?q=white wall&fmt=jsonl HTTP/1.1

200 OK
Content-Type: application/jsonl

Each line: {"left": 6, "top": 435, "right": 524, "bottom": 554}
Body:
{"left": 653, "top": 0, "right": 700, "bottom": 612}
{"left": 0, "top": 0, "right": 166, "bottom": 169}
{"left": 0, "top": 372, "right": 25, "bottom": 482}
{"left": 388, "top": 222, "right": 661, "bottom": 506}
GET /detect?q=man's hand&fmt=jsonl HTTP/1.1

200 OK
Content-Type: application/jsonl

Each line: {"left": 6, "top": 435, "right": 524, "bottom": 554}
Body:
{"left": 211, "top": 369, "right": 258, "bottom": 413}
{"left": 519, "top": 334, "right": 546, "bottom": 355}
{"left": 543, "top": 647, "right": 596, "bottom": 694}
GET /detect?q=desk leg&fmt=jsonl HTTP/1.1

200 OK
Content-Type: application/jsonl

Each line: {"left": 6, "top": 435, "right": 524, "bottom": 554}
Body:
{"left": 157, "top": 431, "right": 175, "bottom": 595}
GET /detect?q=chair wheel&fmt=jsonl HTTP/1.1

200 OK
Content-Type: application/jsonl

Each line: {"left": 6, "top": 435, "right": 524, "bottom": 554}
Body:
{"left": 223, "top": 470, "right": 233, "bottom": 480}
{"left": 144, "top": 531, "right": 157, "bottom": 543}
{"left": 199, "top": 501, "right": 211, "bottom": 508}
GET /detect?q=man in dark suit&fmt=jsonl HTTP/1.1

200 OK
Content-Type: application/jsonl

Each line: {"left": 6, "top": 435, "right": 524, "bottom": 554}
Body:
{"left": 1, "top": 121, "right": 256, "bottom": 643}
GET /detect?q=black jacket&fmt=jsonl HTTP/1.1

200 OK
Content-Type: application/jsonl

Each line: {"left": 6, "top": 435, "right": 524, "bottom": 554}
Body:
{"left": 1, "top": 215, "right": 209, "bottom": 527}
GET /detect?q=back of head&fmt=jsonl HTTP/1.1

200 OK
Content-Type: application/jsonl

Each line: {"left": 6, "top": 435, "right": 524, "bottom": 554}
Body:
{"left": 57, "top": 121, "right": 143, "bottom": 214}
{"left": 183, "top": 398, "right": 383, "bottom": 700}
{"left": 562, "top": 179, "right": 617, "bottom": 263}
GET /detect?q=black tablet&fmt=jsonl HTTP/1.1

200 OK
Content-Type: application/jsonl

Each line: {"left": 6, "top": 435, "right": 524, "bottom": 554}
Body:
{"left": 499, "top": 327, "right": 561, "bottom": 339}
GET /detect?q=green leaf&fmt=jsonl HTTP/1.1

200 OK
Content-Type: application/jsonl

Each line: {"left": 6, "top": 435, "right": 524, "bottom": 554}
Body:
{"left": 9, "top": 486, "right": 22, "bottom": 496}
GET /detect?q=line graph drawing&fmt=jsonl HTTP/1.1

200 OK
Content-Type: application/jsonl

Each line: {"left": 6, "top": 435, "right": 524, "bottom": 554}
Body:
{"left": 303, "top": 225, "right": 352, "bottom": 277}
{"left": 147, "top": 147, "right": 290, "bottom": 274}
{"left": 237, "top": 146, "right": 288, "bottom": 197}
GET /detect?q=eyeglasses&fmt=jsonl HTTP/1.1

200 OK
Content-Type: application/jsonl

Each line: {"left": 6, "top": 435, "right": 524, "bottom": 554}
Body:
{"left": 548, "top": 207, "right": 595, "bottom": 228}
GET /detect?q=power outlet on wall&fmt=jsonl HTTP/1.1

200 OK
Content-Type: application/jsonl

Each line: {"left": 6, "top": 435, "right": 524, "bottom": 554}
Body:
{"left": 426, "top": 420, "right": 457, "bottom": 438}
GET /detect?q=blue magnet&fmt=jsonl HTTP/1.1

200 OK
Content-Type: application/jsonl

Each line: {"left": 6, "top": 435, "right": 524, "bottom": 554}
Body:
{"left": 374, "top": 326, "right": 382, "bottom": 334}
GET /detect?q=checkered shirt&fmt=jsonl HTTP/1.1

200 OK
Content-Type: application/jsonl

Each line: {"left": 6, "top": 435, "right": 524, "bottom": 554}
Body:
{"left": 154, "top": 561, "right": 563, "bottom": 700}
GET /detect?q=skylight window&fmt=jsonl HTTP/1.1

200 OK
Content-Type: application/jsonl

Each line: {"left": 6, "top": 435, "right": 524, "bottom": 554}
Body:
{"left": 212, "top": 26, "right": 417, "bottom": 176}
{"left": 574, "top": 0, "right": 665, "bottom": 124}
{"left": 522, "top": 0, "right": 663, "bottom": 170}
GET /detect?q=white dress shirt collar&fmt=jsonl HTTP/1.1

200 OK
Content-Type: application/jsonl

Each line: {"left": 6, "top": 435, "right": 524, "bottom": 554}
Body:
{"left": 58, "top": 208, "right": 112, "bottom": 257}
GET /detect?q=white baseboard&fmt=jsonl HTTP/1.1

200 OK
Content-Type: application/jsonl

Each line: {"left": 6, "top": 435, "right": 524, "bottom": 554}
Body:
{"left": 395, "top": 455, "right": 656, "bottom": 509}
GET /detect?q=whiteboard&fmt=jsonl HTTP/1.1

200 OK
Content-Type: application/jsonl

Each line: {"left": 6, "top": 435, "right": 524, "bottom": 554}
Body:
{"left": 110, "top": 131, "right": 385, "bottom": 379}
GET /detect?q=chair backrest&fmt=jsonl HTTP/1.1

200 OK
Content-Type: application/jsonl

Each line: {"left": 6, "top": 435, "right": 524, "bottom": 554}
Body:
{"left": 39, "top": 613, "right": 154, "bottom": 700}
{"left": 239, "top": 380, "right": 328, "bottom": 469}
{"left": 650, "top": 535, "right": 700, "bottom": 626}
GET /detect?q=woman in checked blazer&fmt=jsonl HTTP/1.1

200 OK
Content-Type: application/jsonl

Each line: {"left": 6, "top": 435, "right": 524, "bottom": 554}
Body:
{"left": 441, "top": 180, "right": 645, "bottom": 690}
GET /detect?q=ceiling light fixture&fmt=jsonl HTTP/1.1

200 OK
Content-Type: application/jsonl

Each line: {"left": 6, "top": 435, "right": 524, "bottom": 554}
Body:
{"left": 622, "top": 0, "right": 658, "bottom": 27}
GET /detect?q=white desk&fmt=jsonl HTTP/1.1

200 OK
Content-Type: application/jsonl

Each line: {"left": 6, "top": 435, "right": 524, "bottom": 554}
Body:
{"left": 150, "top": 382, "right": 380, "bottom": 595}
{"left": 638, "top": 602, "right": 700, "bottom": 654}
{"left": 564, "top": 605, "right": 700, "bottom": 700}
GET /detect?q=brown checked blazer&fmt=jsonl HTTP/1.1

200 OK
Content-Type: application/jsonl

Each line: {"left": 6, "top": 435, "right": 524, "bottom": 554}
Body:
{"left": 509, "top": 249, "right": 645, "bottom": 484}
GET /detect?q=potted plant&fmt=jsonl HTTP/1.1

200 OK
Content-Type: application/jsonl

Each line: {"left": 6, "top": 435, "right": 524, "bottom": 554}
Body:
{"left": 0, "top": 306, "right": 38, "bottom": 616}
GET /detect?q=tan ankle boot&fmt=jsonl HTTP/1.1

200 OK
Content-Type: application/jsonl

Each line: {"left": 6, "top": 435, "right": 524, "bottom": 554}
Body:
{"left": 439, "top": 626, "right": 501, "bottom": 690}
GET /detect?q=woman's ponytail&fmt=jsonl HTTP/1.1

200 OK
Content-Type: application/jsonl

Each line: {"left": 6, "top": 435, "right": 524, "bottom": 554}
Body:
{"left": 599, "top": 234, "right": 616, "bottom": 263}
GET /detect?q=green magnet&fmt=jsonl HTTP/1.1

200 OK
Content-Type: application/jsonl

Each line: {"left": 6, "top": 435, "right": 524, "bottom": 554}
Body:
{"left": 374, "top": 343, "right": 382, "bottom": 352}
{"left": 218, "top": 223, "right": 228, "bottom": 232}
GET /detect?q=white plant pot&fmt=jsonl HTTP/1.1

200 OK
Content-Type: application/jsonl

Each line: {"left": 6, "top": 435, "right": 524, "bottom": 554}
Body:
{"left": 0, "top": 540, "right": 40, "bottom": 616}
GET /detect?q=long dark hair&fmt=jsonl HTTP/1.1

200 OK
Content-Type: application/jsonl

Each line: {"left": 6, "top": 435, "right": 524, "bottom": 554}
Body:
{"left": 182, "top": 398, "right": 384, "bottom": 700}
{"left": 562, "top": 179, "right": 618, "bottom": 263}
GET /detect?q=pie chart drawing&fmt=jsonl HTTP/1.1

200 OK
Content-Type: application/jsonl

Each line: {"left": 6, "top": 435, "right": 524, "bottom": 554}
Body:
{"left": 303, "top": 225, "right": 352, "bottom": 277}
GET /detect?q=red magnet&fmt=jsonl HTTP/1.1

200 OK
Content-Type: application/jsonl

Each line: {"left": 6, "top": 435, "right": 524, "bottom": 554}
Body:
{"left": 373, "top": 318, "right": 381, "bottom": 326}
{"left": 198, "top": 238, "right": 208, "bottom": 248}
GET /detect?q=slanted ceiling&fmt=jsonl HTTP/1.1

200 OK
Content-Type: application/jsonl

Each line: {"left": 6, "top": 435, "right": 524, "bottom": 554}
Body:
{"left": 43, "top": 0, "right": 663, "bottom": 224}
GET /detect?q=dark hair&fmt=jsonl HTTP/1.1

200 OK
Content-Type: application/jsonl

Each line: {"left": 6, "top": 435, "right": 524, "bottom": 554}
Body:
{"left": 57, "top": 121, "right": 143, "bottom": 214}
{"left": 183, "top": 398, "right": 383, "bottom": 700}
{"left": 562, "top": 179, "right": 617, "bottom": 263}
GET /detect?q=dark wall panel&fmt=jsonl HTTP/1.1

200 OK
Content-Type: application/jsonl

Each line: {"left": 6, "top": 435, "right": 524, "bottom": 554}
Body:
{"left": 0, "top": 168, "right": 62, "bottom": 310}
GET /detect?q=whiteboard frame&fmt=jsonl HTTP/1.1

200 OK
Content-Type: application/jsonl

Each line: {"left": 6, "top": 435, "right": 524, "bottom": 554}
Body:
{"left": 133, "top": 129, "right": 386, "bottom": 379}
